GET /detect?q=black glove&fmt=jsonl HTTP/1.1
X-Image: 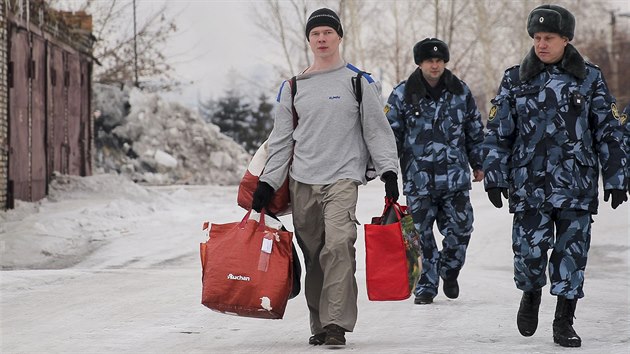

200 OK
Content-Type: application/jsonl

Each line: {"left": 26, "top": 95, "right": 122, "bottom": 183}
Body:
{"left": 604, "top": 189, "right": 627, "bottom": 209}
{"left": 251, "top": 181, "right": 275, "bottom": 212}
{"left": 487, "top": 188, "right": 508, "bottom": 208}
{"left": 382, "top": 171, "right": 399, "bottom": 202}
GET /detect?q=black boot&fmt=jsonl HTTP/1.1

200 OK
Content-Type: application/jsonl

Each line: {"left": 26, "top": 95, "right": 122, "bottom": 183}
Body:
{"left": 442, "top": 270, "right": 460, "bottom": 299}
{"left": 443, "top": 278, "right": 459, "bottom": 299}
{"left": 553, "top": 297, "right": 581, "bottom": 347}
{"left": 517, "top": 289, "right": 542, "bottom": 337}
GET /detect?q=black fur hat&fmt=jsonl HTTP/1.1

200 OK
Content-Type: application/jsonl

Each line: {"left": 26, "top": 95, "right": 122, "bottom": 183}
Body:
{"left": 413, "top": 38, "right": 449, "bottom": 64}
{"left": 305, "top": 8, "right": 343, "bottom": 39}
{"left": 527, "top": 4, "right": 575, "bottom": 41}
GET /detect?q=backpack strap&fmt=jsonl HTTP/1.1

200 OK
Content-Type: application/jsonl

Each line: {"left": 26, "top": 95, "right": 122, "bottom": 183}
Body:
{"left": 352, "top": 71, "right": 369, "bottom": 105}
{"left": 289, "top": 76, "right": 298, "bottom": 129}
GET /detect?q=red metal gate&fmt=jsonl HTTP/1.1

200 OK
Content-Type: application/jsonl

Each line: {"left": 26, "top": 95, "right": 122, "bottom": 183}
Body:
{"left": 8, "top": 27, "right": 30, "bottom": 201}
{"left": 7, "top": 26, "right": 92, "bottom": 205}
{"left": 80, "top": 59, "right": 92, "bottom": 176}
{"left": 31, "top": 33, "right": 47, "bottom": 201}
{"left": 66, "top": 53, "right": 81, "bottom": 176}
{"left": 48, "top": 44, "right": 67, "bottom": 176}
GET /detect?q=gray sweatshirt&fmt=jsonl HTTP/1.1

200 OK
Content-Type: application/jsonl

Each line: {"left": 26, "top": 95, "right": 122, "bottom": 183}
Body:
{"left": 260, "top": 62, "right": 399, "bottom": 190}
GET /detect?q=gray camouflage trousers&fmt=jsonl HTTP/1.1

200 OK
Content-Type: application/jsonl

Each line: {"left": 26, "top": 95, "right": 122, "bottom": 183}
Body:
{"left": 408, "top": 191, "right": 473, "bottom": 297}
{"left": 512, "top": 208, "right": 592, "bottom": 299}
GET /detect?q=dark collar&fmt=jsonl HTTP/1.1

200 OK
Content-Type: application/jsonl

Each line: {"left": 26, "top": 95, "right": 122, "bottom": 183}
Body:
{"left": 519, "top": 43, "right": 586, "bottom": 82}
{"left": 404, "top": 68, "right": 464, "bottom": 103}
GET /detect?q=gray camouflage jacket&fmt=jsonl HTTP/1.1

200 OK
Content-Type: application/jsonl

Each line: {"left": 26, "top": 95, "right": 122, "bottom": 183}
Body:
{"left": 385, "top": 68, "right": 485, "bottom": 196}
{"left": 483, "top": 44, "right": 626, "bottom": 213}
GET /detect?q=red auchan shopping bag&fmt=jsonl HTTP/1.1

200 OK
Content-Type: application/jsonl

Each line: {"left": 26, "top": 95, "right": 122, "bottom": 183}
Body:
{"left": 200, "top": 210, "right": 293, "bottom": 319}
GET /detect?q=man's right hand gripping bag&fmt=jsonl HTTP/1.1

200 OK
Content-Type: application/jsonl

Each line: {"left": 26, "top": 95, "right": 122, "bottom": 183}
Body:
{"left": 364, "top": 199, "right": 421, "bottom": 301}
{"left": 200, "top": 210, "right": 293, "bottom": 319}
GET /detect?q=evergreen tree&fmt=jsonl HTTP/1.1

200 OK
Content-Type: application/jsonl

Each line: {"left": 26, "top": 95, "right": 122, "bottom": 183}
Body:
{"left": 197, "top": 98, "right": 217, "bottom": 124}
{"left": 247, "top": 93, "right": 274, "bottom": 154}
{"left": 210, "top": 90, "right": 252, "bottom": 146}
{"left": 198, "top": 91, "right": 275, "bottom": 155}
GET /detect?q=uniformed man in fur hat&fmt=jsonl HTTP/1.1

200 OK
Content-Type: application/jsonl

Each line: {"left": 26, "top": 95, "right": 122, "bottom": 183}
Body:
{"left": 483, "top": 4, "right": 627, "bottom": 348}
{"left": 384, "top": 38, "right": 485, "bottom": 306}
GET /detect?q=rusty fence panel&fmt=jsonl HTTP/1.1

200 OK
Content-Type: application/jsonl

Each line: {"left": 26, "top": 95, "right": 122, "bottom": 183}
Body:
{"left": 8, "top": 26, "right": 30, "bottom": 201}
{"left": 31, "top": 33, "right": 47, "bottom": 201}
{"left": 48, "top": 44, "right": 67, "bottom": 176}
{"left": 6, "top": 21, "right": 93, "bottom": 206}
{"left": 66, "top": 53, "right": 81, "bottom": 176}
{"left": 80, "top": 59, "right": 91, "bottom": 176}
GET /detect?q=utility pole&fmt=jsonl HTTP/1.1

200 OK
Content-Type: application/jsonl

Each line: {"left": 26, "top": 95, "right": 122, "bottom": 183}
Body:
{"left": 610, "top": 11, "right": 618, "bottom": 98}
{"left": 133, "top": 0, "right": 139, "bottom": 88}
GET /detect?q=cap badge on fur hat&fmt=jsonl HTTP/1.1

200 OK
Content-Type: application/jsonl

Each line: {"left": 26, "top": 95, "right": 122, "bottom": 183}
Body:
{"left": 539, "top": 17, "right": 544, "bottom": 23}
{"left": 305, "top": 8, "right": 343, "bottom": 39}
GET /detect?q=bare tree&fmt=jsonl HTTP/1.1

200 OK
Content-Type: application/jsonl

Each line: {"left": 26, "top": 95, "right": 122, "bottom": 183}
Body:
{"left": 50, "top": 0, "right": 181, "bottom": 92}
{"left": 250, "top": 0, "right": 625, "bottom": 106}
{"left": 252, "top": 0, "right": 317, "bottom": 79}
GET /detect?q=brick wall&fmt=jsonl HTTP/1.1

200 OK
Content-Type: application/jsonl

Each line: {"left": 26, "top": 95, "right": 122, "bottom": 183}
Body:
{"left": 0, "top": 4, "right": 8, "bottom": 210}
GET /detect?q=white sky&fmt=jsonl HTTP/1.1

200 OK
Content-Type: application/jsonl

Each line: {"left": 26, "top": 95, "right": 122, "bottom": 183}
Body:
{"left": 161, "top": 0, "right": 276, "bottom": 106}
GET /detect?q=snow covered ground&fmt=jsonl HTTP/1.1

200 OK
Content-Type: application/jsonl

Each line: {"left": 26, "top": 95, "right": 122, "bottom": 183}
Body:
{"left": 1, "top": 174, "right": 628, "bottom": 353}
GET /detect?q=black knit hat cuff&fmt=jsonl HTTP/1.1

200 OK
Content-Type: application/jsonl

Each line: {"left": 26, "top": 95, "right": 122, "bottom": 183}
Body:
{"left": 305, "top": 8, "right": 343, "bottom": 39}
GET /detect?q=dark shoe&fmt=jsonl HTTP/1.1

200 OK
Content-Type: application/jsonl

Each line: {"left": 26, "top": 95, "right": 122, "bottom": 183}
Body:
{"left": 443, "top": 278, "right": 459, "bottom": 299}
{"left": 324, "top": 324, "right": 346, "bottom": 346}
{"left": 517, "top": 289, "right": 542, "bottom": 337}
{"left": 414, "top": 294, "right": 434, "bottom": 305}
{"left": 308, "top": 332, "right": 326, "bottom": 345}
{"left": 553, "top": 297, "right": 581, "bottom": 347}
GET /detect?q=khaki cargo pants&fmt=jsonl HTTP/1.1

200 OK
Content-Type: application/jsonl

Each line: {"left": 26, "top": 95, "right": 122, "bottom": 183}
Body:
{"left": 290, "top": 177, "right": 360, "bottom": 334}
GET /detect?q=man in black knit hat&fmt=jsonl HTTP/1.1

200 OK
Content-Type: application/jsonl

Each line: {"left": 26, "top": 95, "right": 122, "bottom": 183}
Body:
{"left": 483, "top": 4, "right": 627, "bottom": 348}
{"left": 252, "top": 7, "right": 399, "bottom": 347}
{"left": 385, "top": 38, "right": 485, "bottom": 306}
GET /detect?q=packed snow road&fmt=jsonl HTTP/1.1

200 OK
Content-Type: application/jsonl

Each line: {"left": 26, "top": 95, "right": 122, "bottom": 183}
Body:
{"left": 1, "top": 175, "right": 628, "bottom": 353}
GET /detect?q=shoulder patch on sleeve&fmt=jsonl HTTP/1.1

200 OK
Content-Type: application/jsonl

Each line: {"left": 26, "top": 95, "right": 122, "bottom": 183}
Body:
{"left": 488, "top": 105, "right": 498, "bottom": 121}
{"left": 612, "top": 102, "right": 621, "bottom": 120}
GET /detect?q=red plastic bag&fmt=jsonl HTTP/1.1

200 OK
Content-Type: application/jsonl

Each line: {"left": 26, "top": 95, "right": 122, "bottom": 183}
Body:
{"left": 200, "top": 210, "right": 293, "bottom": 319}
{"left": 365, "top": 199, "right": 420, "bottom": 301}
{"left": 237, "top": 140, "right": 291, "bottom": 216}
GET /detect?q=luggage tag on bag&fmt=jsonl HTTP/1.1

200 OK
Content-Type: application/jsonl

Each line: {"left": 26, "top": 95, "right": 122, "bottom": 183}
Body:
{"left": 258, "top": 231, "right": 275, "bottom": 272}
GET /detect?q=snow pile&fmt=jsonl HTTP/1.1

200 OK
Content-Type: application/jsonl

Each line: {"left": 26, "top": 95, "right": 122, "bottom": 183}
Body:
{"left": 93, "top": 84, "right": 251, "bottom": 185}
{"left": 0, "top": 174, "right": 175, "bottom": 270}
